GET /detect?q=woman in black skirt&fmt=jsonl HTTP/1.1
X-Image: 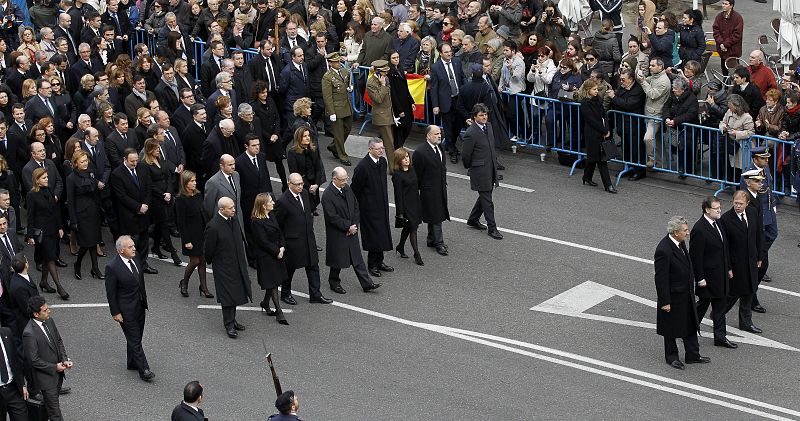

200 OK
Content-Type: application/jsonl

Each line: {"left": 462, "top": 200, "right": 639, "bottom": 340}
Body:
{"left": 175, "top": 170, "right": 213, "bottom": 298}
{"left": 250, "top": 193, "right": 288, "bottom": 325}
{"left": 250, "top": 81, "right": 287, "bottom": 191}
{"left": 26, "top": 168, "right": 69, "bottom": 300}
{"left": 142, "top": 136, "right": 182, "bottom": 265}
{"left": 287, "top": 126, "right": 325, "bottom": 214}
{"left": 387, "top": 50, "right": 416, "bottom": 149}
{"left": 66, "top": 150, "right": 104, "bottom": 280}
{"left": 391, "top": 148, "right": 423, "bottom": 265}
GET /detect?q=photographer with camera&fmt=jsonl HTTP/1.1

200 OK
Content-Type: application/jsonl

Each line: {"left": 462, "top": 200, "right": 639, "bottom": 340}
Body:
{"left": 534, "top": 0, "right": 569, "bottom": 53}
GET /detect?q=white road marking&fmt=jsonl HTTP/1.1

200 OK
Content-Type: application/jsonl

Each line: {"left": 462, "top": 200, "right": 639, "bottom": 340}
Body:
{"left": 50, "top": 303, "right": 109, "bottom": 308}
{"left": 197, "top": 305, "right": 293, "bottom": 313}
{"left": 530, "top": 281, "right": 798, "bottom": 352}
{"left": 286, "top": 290, "right": 799, "bottom": 420}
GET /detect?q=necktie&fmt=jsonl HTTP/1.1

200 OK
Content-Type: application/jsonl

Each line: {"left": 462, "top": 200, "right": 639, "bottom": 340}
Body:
{"left": 740, "top": 213, "right": 747, "bottom": 227}
{"left": 111, "top": 13, "right": 121, "bottom": 34}
{"left": 65, "top": 28, "right": 76, "bottom": 52}
{"left": 0, "top": 139, "right": 6, "bottom": 152}
{"left": 266, "top": 60, "right": 275, "bottom": 91}
{"left": 122, "top": 132, "right": 128, "bottom": 144}
{"left": 481, "top": 125, "right": 488, "bottom": 135}
{"left": 252, "top": 157, "right": 258, "bottom": 169}
{"left": 3, "top": 234, "right": 12, "bottom": 256}
{"left": 165, "top": 130, "right": 176, "bottom": 146}
{"left": 44, "top": 97, "right": 53, "bottom": 115}
{"left": 90, "top": 145, "right": 96, "bottom": 158}
{"left": 434, "top": 145, "right": 440, "bottom": 161}
{"left": 300, "top": 64, "right": 306, "bottom": 81}
{"left": 21, "top": 123, "right": 26, "bottom": 133}
{"left": 39, "top": 161, "right": 45, "bottom": 169}
{"left": 712, "top": 221, "right": 723, "bottom": 241}
{"left": 41, "top": 322, "right": 55, "bottom": 346}
{"left": 679, "top": 242, "right": 689, "bottom": 260}
{"left": 128, "top": 259, "right": 138, "bottom": 277}
{"left": 296, "top": 194, "right": 304, "bottom": 211}
{"left": 445, "top": 62, "right": 459, "bottom": 96}
{"left": 0, "top": 338, "right": 10, "bottom": 384}
{"left": 228, "top": 175, "right": 237, "bottom": 194}
{"left": 130, "top": 168, "right": 139, "bottom": 185}
{"left": 290, "top": 38, "right": 295, "bottom": 48}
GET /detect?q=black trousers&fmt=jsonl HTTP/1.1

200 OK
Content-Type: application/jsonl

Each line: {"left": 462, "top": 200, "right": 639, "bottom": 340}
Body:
{"left": 753, "top": 222, "right": 777, "bottom": 308}
{"left": 367, "top": 251, "right": 384, "bottom": 269}
{"left": 664, "top": 333, "right": 700, "bottom": 363}
{"left": 583, "top": 160, "right": 612, "bottom": 189}
{"left": 468, "top": 190, "right": 496, "bottom": 231}
{"left": 696, "top": 296, "right": 727, "bottom": 341}
{"left": 726, "top": 294, "right": 754, "bottom": 328}
{"left": 0, "top": 380, "right": 28, "bottom": 421}
{"left": 120, "top": 308, "right": 149, "bottom": 374}
{"left": 440, "top": 107, "right": 462, "bottom": 156}
{"left": 131, "top": 232, "right": 150, "bottom": 268}
{"left": 41, "top": 375, "right": 63, "bottom": 421}
{"left": 221, "top": 305, "right": 237, "bottom": 330}
{"left": 426, "top": 222, "right": 444, "bottom": 247}
{"left": 282, "top": 265, "right": 322, "bottom": 299}
{"left": 328, "top": 265, "right": 372, "bottom": 289}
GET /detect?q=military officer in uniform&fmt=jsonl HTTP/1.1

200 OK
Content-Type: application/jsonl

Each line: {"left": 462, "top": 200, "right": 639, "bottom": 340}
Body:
{"left": 740, "top": 167, "right": 772, "bottom": 314}
{"left": 321, "top": 52, "right": 354, "bottom": 167}
{"left": 365, "top": 60, "right": 396, "bottom": 169}
{"left": 738, "top": 147, "right": 776, "bottom": 292}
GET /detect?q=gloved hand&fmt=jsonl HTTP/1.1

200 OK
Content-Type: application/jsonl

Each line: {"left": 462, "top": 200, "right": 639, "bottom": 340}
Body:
{"left": 330, "top": 114, "right": 337, "bottom": 122}
{"left": 393, "top": 116, "right": 401, "bottom": 126}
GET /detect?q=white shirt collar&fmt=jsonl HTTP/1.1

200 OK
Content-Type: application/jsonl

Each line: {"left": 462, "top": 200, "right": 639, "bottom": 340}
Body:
{"left": 703, "top": 215, "right": 717, "bottom": 226}
{"left": 218, "top": 211, "right": 229, "bottom": 220}
{"left": 668, "top": 235, "right": 682, "bottom": 248}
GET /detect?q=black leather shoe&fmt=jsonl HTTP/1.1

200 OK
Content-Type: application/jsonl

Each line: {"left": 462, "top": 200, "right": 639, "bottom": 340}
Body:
{"left": 363, "top": 282, "right": 381, "bottom": 292}
{"left": 281, "top": 295, "right": 298, "bottom": 305}
{"left": 58, "top": 386, "right": 71, "bottom": 395}
{"left": 90, "top": 268, "right": 105, "bottom": 279}
{"left": 140, "top": 369, "right": 156, "bottom": 381}
{"left": 496, "top": 163, "right": 505, "bottom": 171}
{"left": 55, "top": 259, "right": 68, "bottom": 267}
{"left": 310, "top": 295, "right": 333, "bottom": 304}
{"left": 143, "top": 266, "right": 158, "bottom": 275}
{"left": 377, "top": 263, "right": 393, "bottom": 272}
{"left": 740, "top": 324, "right": 763, "bottom": 334}
{"left": 340, "top": 159, "right": 352, "bottom": 166}
{"left": 669, "top": 360, "right": 685, "bottom": 370}
{"left": 449, "top": 154, "right": 458, "bottom": 164}
{"left": 153, "top": 250, "right": 168, "bottom": 259}
{"left": 751, "top": 305, "right": 766, "bottom": 314}
{"left": 488, "top": 230, "right": 504, "bottom": 240}
{"left": 436, "top": 246, "right": 448, "bottom": 256}
{"left": 327, "top": 144, "right": 339, "bottom": 158}
{"left": 605, "top": 185, "right": 618, "bottom": 194}
{"left": 582, "top": 178, "right": 598, "bottom": 187}
{"left": 762, "top": 274, "right": 772, "bottom": 282}
{"left": 368, "top": 268, "right": 381, "bottom": 277}
{"left": 233, "top": 322, "right": 246, "bottom": 331}
{"left": 226, "top": 329, "right": 238, "bottom": 339}
{"left": 685, "top": 356, "right": 711, "bottom": 364}
{"left": 467, "top": 219, "right": 487, "bottom": 230}
{"left": 316, "top": 245, "right": 323, "bottom": 251}
{"left": 714, "top": 339, "right": 738, "bottom": 349}
{"left": 73, "top": 263, "right": 82, "bottom": 280}
{"left": 330, "top": 285, "right": 346, "bottom": 294}
{"left": 170, "top": 252, "right": 182, "bottom": 266}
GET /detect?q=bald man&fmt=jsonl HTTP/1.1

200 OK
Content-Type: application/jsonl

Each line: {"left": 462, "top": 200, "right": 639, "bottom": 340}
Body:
{"left": 204, "top": 154, "right": 245, "bottom": 234}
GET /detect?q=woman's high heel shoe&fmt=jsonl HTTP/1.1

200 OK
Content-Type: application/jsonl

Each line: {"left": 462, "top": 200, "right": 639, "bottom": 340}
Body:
{"left": 413, "top": 253, "right": 424, "bottom": 266}
{"left": 277, "top": 316, "right": 289, "bottom": 325}
{"left": 90, "top": 268, "right": 105, "bottom": 279}
{"left": 73, "top": 263, "right": 81, "bottom": 280}
{"left": 179, "top": 280, "right": 189, "bottom": 297}
{"left": 582, "top": 178, "right": 598, "bottom": 187}
{"left": 605, "top": 185, "right": 618, "bottom": 194}
{"left": 395, "top": 245, "right": 408, "bottom": 258}
{"left": 259, "top": 300, "right": 276, "bottom": 316}
{"left": 56, "top": 287, "right": 70, "bottom": 301}
{"left": 39, "top": 282, "right": 56, "bottom": 293}
{"left": 199, "top": 286, "right": 214, "bottom": 298}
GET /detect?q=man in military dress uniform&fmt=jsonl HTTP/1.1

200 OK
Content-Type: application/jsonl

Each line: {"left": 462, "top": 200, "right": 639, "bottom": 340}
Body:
{"left": 321, "top": 52, "right": 354, "bottom": 167}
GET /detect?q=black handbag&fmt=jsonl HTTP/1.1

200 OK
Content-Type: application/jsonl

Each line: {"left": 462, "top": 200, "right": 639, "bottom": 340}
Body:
{"left": 394, "top": 215, "right": 405, "bottom": 228}
{"left": 600, "top": 138, "right": 619, "bottom": 161}
{"left": 25, "top": 227, "right": 43, "bottom": 244}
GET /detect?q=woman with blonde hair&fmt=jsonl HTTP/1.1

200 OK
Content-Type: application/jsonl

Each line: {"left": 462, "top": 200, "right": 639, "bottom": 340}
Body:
{"left": 287, "top": 97, "right": 317, "bottom": 145}
{"left": 391, "top": 148, "right": 423, "bottom": 265}
{"left": 287, "top": 126, "right": 325, "bottom": 213}
{"left": 142, "top": 136, "right": 181, "bottom": 265}
{"left": 27, "top": 167, "right": 69, "bottom": 300}
{"left": 175, "top": 170, "right": 214, "bottom": 298}
{"left": 66, "top": 149, "right": 105, "bottom": 280}
{"left": 16, "top": 26, "right": 40, "bottom": 61}
{"left": 250, "top": 192, "right": 288, "bottom": 324}
{"left": 21, "top": 78, "right": 36, "bottom": 102}
{"left": 214, "top": 95, "right": 234, "bottom": 125}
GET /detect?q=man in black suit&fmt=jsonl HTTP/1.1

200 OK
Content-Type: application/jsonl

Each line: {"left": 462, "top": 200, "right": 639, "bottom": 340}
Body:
{"left": 81, "top": 11, "right": 104, "bottom": 45}
{"left": 248, "top": 40, "right": 281, "bottom": 102}
{"left": 171, "top": 380, "right": 206, "bottom": 421}
{"left": 278, "top": 21, "right": 309, "bottom": 65}
{"left": 155, "top": 111, "right": 186, "bottom": 172}
{"left": 124, "top": 74, "right": 156, "bottom": 124}
{"left": 22, "top": 296, "right": 74, "bottom": 420}
{"left": 5, "top": 56, "right": 31, "bottom": 100}
{"left": 654, "top": 216, "right": 709, "bottom": 370}
{"left": 54, "top": 14, "right": 78, "bottom": 58}
{"left": 199, "top": 41, "right": 225, "bottom": 98}
{"left": 24, "top": 79, "right": 60, "bottom": 127}
{"left": 690, "top": 196, "right": 735, "bottom": 349}
{"left": 105, "top": 113, "right": 139, "bottom": 169}
{"left": 182, "top": 105, "right": 208, "bottom": 183}
{"left": 0, "top": 116, "right": 27, "bottom": 178}
{"left": 110, "top": 149, "right": 158, "bottom": 274}
{"left": 201, "top": 119, "right": 240, "bottom": 179}
{"left": 22, "top": 142, "right": 64, "bottom": 200}
{"left": 429, "top": 43, "right": 466, "bottom": 162}
{"left": 0, "top": 218, "right": 23, "bottom": 332}
{"left": 413, "top": 125, "right": 450, "bottom": 256}
{"left": 68, "top": 43, "right": 101, "bottom": 90}
{"left": 274, "top": 173, "right": 333, "bottom": 305}
{"left": 722, "top": 189, "right": 764, "bottom": 334}
{"left": 235, "top": 135, "right": 271, "bottom": 234}
{"left": 155, "top": 64, "right": 181, "bottom": 116}
{"left": 104, "top": 235, "right": 154, "bottom": 381}
{"left": 81, "top": 127, "right": 118, "bottom": 237}
{"left": 7, "top": 253, "right": 35, "bottom": 341}
{"left": 321, "top": 167, "right": 381, "bottom": 294}
{"left": 462, "top": 103, "right": 502, "bottom": 240}
{"left": 172, "top": 89, "right": 196, "bottom": 135}
{"left": 0, "top": 325, "right": 29, "bottom": 421}
{"left": 101, "top": 0, "right": 132, "bottom": 49}
{"left": 100, "top": 25, "right": 125, "bottom": 63}
{"left": 204, "top": 197, "right": 252, "bottom": 339}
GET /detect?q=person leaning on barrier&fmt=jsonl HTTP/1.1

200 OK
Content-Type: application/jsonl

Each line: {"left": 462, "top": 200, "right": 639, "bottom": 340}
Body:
{"left": 637, "top": 56, "right": 670, "bottom": 169}
{"left": 661, "top": 76, "right": 698, "bottom": 178}
{"left": 719, "top": 94, "right": 754, "bottom": 182}
{"left": 754, "top": 89, "right": 784, "bottom": 139}
{"left": 609, "top": 68, "right": 647, "bottom": 181}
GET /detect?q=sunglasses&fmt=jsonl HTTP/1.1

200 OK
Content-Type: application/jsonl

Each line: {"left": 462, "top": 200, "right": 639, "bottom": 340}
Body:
{"left": 51, "top": 82, "right": 60, "bottom": 86}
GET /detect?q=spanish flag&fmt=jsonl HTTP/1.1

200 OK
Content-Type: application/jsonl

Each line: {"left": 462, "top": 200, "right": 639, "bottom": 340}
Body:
{"left": 363, "top": 73, "right": 428, "bottom": 121}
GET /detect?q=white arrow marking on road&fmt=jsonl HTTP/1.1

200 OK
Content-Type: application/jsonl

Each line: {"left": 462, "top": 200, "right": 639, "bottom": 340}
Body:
{"left": 530, "top": 281, "right": 799, "bottom": 352}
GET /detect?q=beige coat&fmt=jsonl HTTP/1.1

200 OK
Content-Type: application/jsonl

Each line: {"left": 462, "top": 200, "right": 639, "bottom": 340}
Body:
{"left": 366, "top": 74, "right": 394, "bottom": 126}
{"left": 639, "top": 70, "right": 670, "bottom": 116}
{"left": 719, "top": 110, "right": 755, "bottom": 169}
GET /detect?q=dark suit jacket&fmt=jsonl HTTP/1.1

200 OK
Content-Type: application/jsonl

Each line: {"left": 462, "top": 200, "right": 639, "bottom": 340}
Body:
{"left": 4, "top": 69, "right": 26, "bottom": 99}
{"left": 110, "top": 163, "right": 152, "bottom": 234}
{"left": 320, "top": 184, "right": 363, "bottom": 269}
{"left": 68, "top": 58, "right": 102, "bottom": 91}
{"left": 429, "top": 59, "right": 466, "bottom": 113}
{"left": 24, "top": 95, "right": 59, "bottom": 126}
{"left": 274, "top": 189, "right": 318, "bottom": 270}
{"left": 689, "top": 216, "right": 730, "bottom": 299}
{"left": 22, "top": 159, "right": 63, "bottom": 199}
{"left": 720, "top": 207, "right": 763, "bottom": 297}
{"left": 234, "top": 152, "right": 271, "bottom": 220}
{"left": 654, "top": 235, "right": 697, "bottom": 339}
{"left": 104, "top": 130, "right": 139, "bottom": 169}
{"left": 23, "top": 317, "right": 68, "bottom": 390}
{"left": 248, "top": 53, "right": 282, "bottom": 92}
{"left": 81, "top": 140, "right": 112, "bottom": 187}
{"left": 278, "top": 36, "right": 309, "bottom": 65}
{"left": 102, "top": 10, "right": 133, "bottom": 39}
{"left": 412, "top": 143, "right": 449, "bottom": 224}
{"left": 277, "top": 63, "right": 309, "bottom": 113}
{"left": 205, "top": 90, "right": 238, "bottom": 123}
{"left": 155, "top": 81, "right": 180, "bottom": 115}
{"left": 8, "top": 273, "right": 38, "bottom": 334}
{"left": 171, "top": 402, "right": 206, "bottom": 421}
{"left": 53, "top": 26, "right": 77, "bottom": 57}
{"left": 182, "top": 121, "right": 207, "bottom": 174}
{"left": 105, "top": 255, "right": 148, "bottom": 320}
{"left": 199, "top": 59, "right": 221, "bottom": 98}
{"left": 0, "top": 327, "right": 26, "bottom": 395}
{"left": 0, "top": 135, "right": 28, "bottom": 174}
{"left": 172, "top": 104, "right": 193, "bottom": 135}
{"left": 203, "top": 170, "right": 244, "bottom": 234}
{"left": 80, "top": 26, "right": 102, "bottom": 45}
{"left": 200, "top": 128, "right": 241, "bottom": 176}
{"left": 162, "top": 126, "right": 186, "bottom": 168}
{"left": 461, "top": 123, "right": 498, "bottom": 192}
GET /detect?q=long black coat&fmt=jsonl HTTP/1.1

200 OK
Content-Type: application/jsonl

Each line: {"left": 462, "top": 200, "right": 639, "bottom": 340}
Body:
{"left": 287, "top": 146, "right": 325, "bottom": 209}
{"left": 321, "top": 184, "right": 365, "bottom": 269}
{"left": 175, "top": 194, "right": 206, "bottom": 257}
{"left": 391, "top": 169, "right": 421, "bottom": 226}
{"left": 250, "top": 98, "right": 282, "bottom": 161}
{"left": 274, "top": 189, "right": 318, "bottom": 270}
{"left": 461, "top": 123, "right": 498, "bottom": 192}
{"left": 719, "top": 207, "right": 763, "bottom": 296}
{"left": 204, "top": 213, "right": 251, "bottom": 306}
{"left": 110, "top": 163, "right": 152, "bottom": 235}
{"left": 662, "top": 89, "right": 699, "bottom": 126}
{"left": 689, "top": 217, "right": 730, "bottom": 299}
{"left": 581, "top": 95, "right": 610, "bottom": 162}
{"left": 654, "top": 235, "right": 698, "bottom": 338}
{"left": 143, "top": 160, "right": 175, "bottom": 225}
{"left": 412, "top": 143, "right": 449, "bottom": 224}
{"left": 250, "top": 216, "right": 288, "bottom": 290}
{"left": 181, "top": 121, "right": 208, "bottom": 174}
{"left": 350, "top": 154, "right": 392, "bottom": 252}
{"left": 235, "top": 152, "right": 272, "bottom": 231}
{"left": 610, "top": 82, "right": 646, "bottom": 165}
{"left": 66, "top": 170, "right": 102, "bottom": 246}
{"left": 8, "top": 273, "right": 38, "bottom": 338}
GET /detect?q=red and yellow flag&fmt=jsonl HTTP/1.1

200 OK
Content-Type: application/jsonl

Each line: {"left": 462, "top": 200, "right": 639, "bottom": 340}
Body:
{"left": 363, "top": 73, "right": 427, "bottom": 120}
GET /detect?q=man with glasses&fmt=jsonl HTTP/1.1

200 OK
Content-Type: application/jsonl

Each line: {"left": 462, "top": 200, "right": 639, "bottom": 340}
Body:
{"left": 205, "top": 72, "right": 238, "bottom": 123}
{"left": 609, "top": 68, "right": 647, "bottom": 180}
{"left": 746, "top": 50, "right": 777, "bottom": 99}
{"left": 171, "top": 88, "right": 196, "bottom": 135}
{"left": 637, "top": 57, "right": 670, "bottom": 168}
{"left": 23, "top": 79, "right": 59, "bottom": 128}
{"left": 124, "top": 74, "right": 156, "bottom": 123}
{"left": 691, "top": 196, "right": 736, "bottom": 349}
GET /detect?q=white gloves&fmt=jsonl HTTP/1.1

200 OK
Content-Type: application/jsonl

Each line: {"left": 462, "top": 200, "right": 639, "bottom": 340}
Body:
{"left": 330, "top": 114, "right": 337, "bottom": 122}
{"left": 393, "top": 117, "right": 401, "bottom": 126}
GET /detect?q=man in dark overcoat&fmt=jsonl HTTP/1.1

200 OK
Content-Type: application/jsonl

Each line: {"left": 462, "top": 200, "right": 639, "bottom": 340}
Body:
{"left": 721, "top": 189, "right": 764, "bottom": 334}
{"left": 609, "top": 68, "right": 647, "bottom": 180}
{"left": 413, "top": 125, "right": 450, "bottom": 256}
{"left": 462, "top": 103, "right": 502, "bottom": 240}
{"left": 654, "top": 216, "right": 709, "bottom": 370}
{"left": 690, "top": 196, "right": 734, "bottom": 348}
{"left": 322, "top": 167, "right": 381, "bottom": 294}
{"left": 274, "top": 173, "right": 332, "bottom": 305}
{"left": 350, "top": 139, "right": 393, "bottom": 277}
{"left": 204, "top": 197, "right": 251, "bottom": 339}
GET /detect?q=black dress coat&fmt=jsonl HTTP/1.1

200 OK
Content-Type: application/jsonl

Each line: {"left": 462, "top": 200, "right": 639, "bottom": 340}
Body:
{"left": 233, "top": 116, "right": 262, "bottom": 151}
{"left": 610, "top": 82, "right": 646, "bottom": 165}
{"left": 110, "top": 163, "right": 152, "bottom": 235}
{"left": 204, "top": 212, "right": 252, "bottom": 307}
{"left": 26, "top": 187, "right": 61, "bottom": 261}
{"left": 66, "top": 169, "right": 102, "bottom": 246}
{"left": 412, "top": 143, "right": 449, "bottom": 224}
{"left": 689, "top": 217, "right": 730, "bottom": 299}
{"left": 461, "top": 123, "right": 498, "bottom": 192}
{"left": 388, "top": 66, "right": 414, "bottom": 127}
{"left": 235, "top": 152, "right": 272, "bottom": 232}
{"left": 250, "top": 216, "right": 288, "bottom": 290}
{"left": 181, "top": 121, "right": 208, "bottom": 175}
{"left": 581, "top": 95, "right": 610, "bottom": 162}
{"left": 654, "top": 235, "right": 698, "bottom": 338}
{"left": 350, "top": 154, "right": 392, "bottom": 252}
{"left": 0, "top": 327, "right": 25, "bottom": 396}
{"left": 321, "top": 184, "right": 365, "bottom": 269}
{"left": 143, "top": 160, "right": 175, "bottom": 225}
{"left": 286, "top": 146, "right": 325, "bottom": 209}
{"left": 391, "top": 169, "right": 421, "bottom": 227}
{"left": 250, "top": 98, "right": 282, "bottom": 161}
{"left": 274, "top": 189, "right": 319, "bottom": 270}
{"left": 8, "top": 273, "right": 39, "bottom": 338}
{"left": 719, "top": 207, "right": 763, "bottom": 296}
{"left": 175, "top": 194, "right": 206, "bottom": 257}
{"left": 171, "top": 402, "right": 206, "bottom": 421}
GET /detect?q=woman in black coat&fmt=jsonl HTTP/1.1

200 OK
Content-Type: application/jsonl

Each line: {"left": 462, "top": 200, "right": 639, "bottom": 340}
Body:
{"left": 142, "top": 137, "right": 181, "bottom": 265}
{"left": 286, "top": 98, "right": 318, "bottom": 147}
{"left": 66, "top": 150, "right": 104, "bottom": 280}
{"left": 388, "top": 50, "right": 415, "bottom": 149}
{"left": 678, "top": 9, "right": 705, "bottom": 66}
{"left": 26, "top": 168, "right": 69, "bottom": 300}
{"left": 287, "top": 126, "right": 326, "bottom": 213}
{"left": 391, "top": 148, "right": 423, "bottom": 266}
{"left": 175, "top": 170, "right": 213, "bottom": 298}
{"left": 580, "top": 79, "right": 616, "bottom": 194}
{"left": 250, "top": 193, "right": 288, "bottom": 325}
{"left": 250, "top": 81, "right": 287, "bottom": 191}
